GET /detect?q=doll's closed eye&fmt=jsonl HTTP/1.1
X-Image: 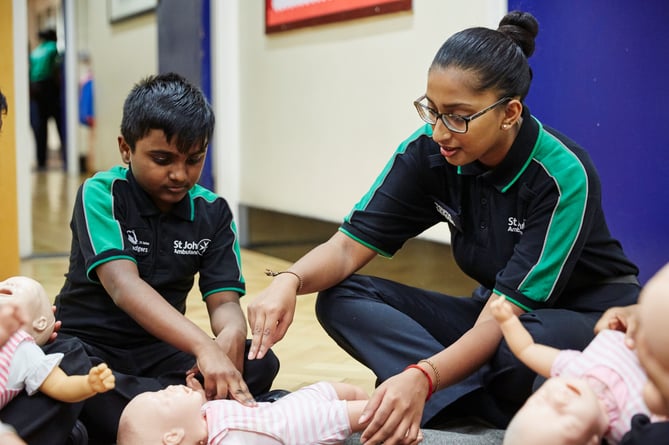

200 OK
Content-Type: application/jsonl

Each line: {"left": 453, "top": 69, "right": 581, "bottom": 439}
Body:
{"left": 565, "top": 383, "right": 581, "bottom": 395}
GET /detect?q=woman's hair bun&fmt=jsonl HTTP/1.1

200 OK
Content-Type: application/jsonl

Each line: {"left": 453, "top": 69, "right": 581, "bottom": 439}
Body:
{"left": 498, "top": 10, "right": 539, "bottom": 58}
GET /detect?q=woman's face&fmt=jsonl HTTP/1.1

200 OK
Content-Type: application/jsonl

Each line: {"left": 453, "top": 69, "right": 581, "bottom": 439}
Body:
{"left": 423, "top": 66, "right": 518, "bottom": 168}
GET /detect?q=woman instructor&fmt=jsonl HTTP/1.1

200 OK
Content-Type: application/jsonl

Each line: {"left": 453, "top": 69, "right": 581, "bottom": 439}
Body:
{"left": 248, "top": 11, "right": 640, "bottom": 445}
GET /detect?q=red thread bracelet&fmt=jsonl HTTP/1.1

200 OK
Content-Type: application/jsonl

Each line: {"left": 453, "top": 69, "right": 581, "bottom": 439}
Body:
{"left": 405, "top": 364, "right": 433, "bottom": 401}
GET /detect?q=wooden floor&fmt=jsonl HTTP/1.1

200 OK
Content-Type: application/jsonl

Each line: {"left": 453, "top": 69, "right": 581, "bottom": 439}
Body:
{"left": 23, "top": 169, "right": 377, "bottom": 394}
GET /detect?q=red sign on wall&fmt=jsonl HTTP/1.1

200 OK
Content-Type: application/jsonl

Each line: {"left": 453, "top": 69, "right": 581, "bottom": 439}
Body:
{"left": 265, "top": 0, "right": 412, "bottom": 33}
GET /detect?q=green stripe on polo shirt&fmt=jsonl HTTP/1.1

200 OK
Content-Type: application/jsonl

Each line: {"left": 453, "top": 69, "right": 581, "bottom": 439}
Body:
{"left": 82, "top": 166, "right": 128, "bottom": 255}
{"left": 191, "top": 186, "right": 246, "bottom": 285}
{"left": 519, "top": 127, "right": 588, "bottom": 302}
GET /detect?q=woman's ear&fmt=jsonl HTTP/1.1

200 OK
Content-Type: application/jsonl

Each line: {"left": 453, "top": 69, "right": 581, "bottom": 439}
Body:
{"left": 503, "top": 99, "right": 523, "bottom": 127}
{"left": 162, "top": 428, "right": 185, "bottom": 445}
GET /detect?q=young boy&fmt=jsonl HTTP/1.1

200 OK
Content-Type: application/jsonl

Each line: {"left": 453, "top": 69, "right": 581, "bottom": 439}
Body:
{"left": 46, "top": 73, "right": 279, "bottom": 443}
{"left": 117, "top": 374, "right": 375, "bottom": 445}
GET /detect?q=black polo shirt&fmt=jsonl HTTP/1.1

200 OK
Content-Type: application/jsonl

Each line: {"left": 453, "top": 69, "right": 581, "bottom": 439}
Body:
{"left": 55, "top": 166, "right": 245, "bottom": 347}
{"left": 340, "top": 107, "right": 638, "bottom": 311}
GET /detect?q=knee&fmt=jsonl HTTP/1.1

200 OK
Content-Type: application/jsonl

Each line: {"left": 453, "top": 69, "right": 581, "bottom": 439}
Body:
{"left": 315, "top": 275, "right": 368, "bottom": 324}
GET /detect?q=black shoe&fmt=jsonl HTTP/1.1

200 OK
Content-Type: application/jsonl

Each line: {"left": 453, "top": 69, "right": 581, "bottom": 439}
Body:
{"left": 255, "top": 389, "right": 291, "bottom": 403}
{"left": 66, "top": 420, "right": 88, "bottom": 445}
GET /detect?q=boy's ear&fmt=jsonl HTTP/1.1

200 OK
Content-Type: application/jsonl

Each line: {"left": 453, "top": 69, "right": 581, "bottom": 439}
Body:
{"left": 163, "top": 428, "right": 185, "bottom": 444}
{"left": 118, "top": 136, "right": 131, "bottom": 164}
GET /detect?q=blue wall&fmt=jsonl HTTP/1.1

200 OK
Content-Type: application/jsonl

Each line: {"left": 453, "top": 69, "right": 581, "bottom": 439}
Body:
{"left": 508, "top": 0, "right": 669, "bottom": 283}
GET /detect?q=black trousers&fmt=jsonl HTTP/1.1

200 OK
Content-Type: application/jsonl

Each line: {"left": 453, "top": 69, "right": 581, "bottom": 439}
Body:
{"left": 315, "top": 274, "right": 606, "bottom": 428}
{"left": 29, "top": 78, "right": 65, "bottom": 169}
{"left": 0, "top": 337, "right": 91, "bottom": 445}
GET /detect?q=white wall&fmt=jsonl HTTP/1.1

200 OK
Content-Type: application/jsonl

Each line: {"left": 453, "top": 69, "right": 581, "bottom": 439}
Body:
{"left": 232, "top": 0, "right": 505, "bottom": 241}
{"left": 85, "top": 1, "right": 157, "bottom": 170}
{"left": 82, "top": 1, "right": 506, "bottom": 244}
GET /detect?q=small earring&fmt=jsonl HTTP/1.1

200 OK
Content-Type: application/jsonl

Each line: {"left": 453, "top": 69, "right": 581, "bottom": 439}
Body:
{"left": 502, "top": 123, "right": 510, "bottom": 130}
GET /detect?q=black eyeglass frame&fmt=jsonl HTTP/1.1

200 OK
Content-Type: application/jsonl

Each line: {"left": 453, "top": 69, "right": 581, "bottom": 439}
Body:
{"left": 413, "top": 95, "right": 512, "bottom": 134}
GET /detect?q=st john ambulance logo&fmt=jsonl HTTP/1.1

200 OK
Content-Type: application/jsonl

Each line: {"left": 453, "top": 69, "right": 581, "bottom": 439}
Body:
{"left": 507, "top": 217, "right": 525, "bottom": 235}
{"left": 173, "top": 238, "right": 211, "bottom": 256}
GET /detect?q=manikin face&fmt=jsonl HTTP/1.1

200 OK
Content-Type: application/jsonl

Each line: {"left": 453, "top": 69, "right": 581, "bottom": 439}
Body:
{"left": 0, "top": 276, "right": 55, "bottom": 345}
{"left": 119, "top": 385, "right": 208, "bottom": 444}
{"left": 423, "top": 66, "right": 518, "bottom": 168}
{"left": 118, "top": 129, "right": 207, "bottom": 213}
{"left": 504, "top": 377, "right": 608, "bottom": 445}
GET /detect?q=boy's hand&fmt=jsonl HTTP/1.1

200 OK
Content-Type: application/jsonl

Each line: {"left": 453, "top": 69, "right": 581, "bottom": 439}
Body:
{"left": 88, "top": 363, "right": 115, "bottom": 393}
{"left": 490, "top": 295, "right": 515, "bottom": 324}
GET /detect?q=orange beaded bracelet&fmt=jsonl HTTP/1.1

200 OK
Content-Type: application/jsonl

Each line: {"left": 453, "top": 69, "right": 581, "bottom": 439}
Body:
{"left": 405, "top": 364, "right": 433, "bottom": 401}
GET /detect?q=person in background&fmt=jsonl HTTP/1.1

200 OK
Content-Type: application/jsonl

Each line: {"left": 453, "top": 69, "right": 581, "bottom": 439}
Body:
{"left": 29, "top": 28, "right": 65, "bottom": 170}
{"left": 0, "top": 89, "right": 7, "bottom": 125}
{"left": 50, "top": 72, "right": 279, "bottom": 444}
{"left": 247, "top": 10, "right": 639, "bottom": 445}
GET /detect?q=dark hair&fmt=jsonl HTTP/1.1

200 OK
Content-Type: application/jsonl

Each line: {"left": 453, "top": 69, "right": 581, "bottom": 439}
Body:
{"left": 0, "top": 89, "right": 7, "bottom": 130}
{"left": 120, "top": 72, "right": 214, "bottom": 154}
{"left": 38, "top": 28, "right": 57, "bottom": 42}
{"left": 430, "top": 11, "right": 539, "bottom": 100}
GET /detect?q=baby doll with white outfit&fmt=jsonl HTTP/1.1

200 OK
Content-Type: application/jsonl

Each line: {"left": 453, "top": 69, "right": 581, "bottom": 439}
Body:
{"left": 0, "top": 276, "right": 115, "bottom": 407}
{"left": 491, "top": 296, "right": 664, "bottom": 445}
{"left": 117, "top": 372, "right": 384, "bottom": 445}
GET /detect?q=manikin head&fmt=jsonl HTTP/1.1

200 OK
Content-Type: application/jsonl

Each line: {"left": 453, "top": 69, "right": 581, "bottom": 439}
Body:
{"left": 117, "top": 385, "right": 208, "bottom": 445}
{"left": 503, "top": 377, "right": 608, "bottom": 445}
{"left": 0, "top": 276, "right": 55, "bottom": 345}
{"left": 635, "top": 263, "right": 669, "bottom": 416}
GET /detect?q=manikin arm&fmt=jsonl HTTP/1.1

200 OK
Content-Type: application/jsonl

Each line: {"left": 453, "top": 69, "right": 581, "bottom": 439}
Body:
{"left": 38, "top": 362, "right": 115, "bottom": 403}
{"left": 490, "top": 296, "right": 560, "bottom": 378}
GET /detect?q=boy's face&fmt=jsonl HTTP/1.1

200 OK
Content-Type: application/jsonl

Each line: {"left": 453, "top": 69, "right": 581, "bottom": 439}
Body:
{"left": 118, "top": 129, "right": 207, "bottom": 212}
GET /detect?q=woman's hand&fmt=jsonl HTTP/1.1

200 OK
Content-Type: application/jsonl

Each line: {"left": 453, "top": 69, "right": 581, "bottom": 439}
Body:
{"left": 48, "top": 305, "right": 61, "bottom": 343}
{"left": 594, "top": 304, "right": 639, "bottom": 348}
{"left": 358, "top": 368, "right": 429, "bottom": 445}
{"left": 247, "top": 277, "right": 298, "bottom": 360}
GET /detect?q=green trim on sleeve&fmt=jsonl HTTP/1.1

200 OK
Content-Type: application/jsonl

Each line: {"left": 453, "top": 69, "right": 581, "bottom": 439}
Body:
{"left": 494, "top": 289, "right": 533, "bottom": 312}
{"left": 86, "top": 255, "right": 137, "bottom": 282}
{"left": 202, "top": 287, "right": 246, "bottom": 300}
{"left": 338, "top": 227, "right": 392, "bottom": 258}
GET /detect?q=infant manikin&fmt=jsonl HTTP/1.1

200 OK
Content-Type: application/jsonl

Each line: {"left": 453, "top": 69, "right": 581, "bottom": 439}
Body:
{"left": 0, "top": 276, "right": 114, "bottom": 407}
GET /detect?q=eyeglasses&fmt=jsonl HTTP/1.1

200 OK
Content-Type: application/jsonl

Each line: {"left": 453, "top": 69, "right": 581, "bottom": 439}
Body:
{"left": 413, "top": 95, "right": 512, "bottom": 134}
